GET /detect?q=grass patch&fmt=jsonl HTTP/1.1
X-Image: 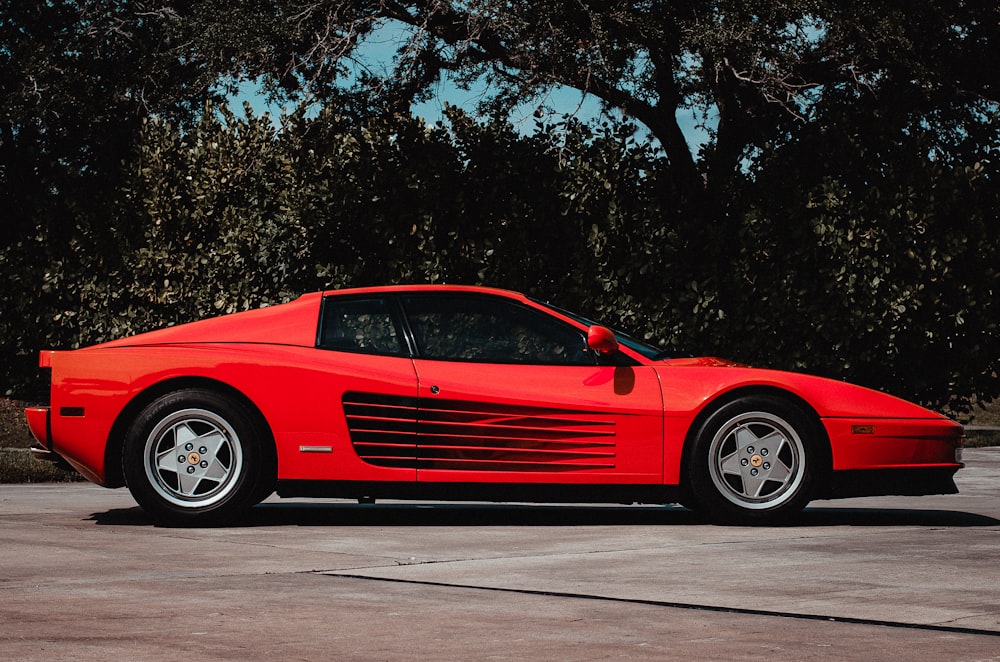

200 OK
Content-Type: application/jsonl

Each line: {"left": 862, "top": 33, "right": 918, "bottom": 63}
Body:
{"left": 964, "top": 398, "right": 1000, "bottom": 448}
{"left": 969, "top": 400, "right": 1000, "bottom": 427}
{"left": 965, "top": 430, "right": 1000, "bottom": 448}
{"left": 0, "top": 448, "right": 83, "bottom": 483}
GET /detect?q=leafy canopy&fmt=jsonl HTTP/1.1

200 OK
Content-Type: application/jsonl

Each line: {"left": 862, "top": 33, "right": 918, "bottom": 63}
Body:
{"left": 1, "top": 1, "right": 998, "bottom": 413}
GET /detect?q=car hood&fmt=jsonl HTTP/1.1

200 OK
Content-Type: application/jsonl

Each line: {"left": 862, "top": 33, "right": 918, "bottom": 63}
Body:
{"left": 654, "top": 359, "right": 949, "bottom": 420}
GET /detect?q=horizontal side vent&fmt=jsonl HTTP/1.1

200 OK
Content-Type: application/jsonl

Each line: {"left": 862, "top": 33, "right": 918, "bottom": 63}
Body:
{"left": 343, "top": 392, "right": 616, "bottom": 471}
{"left": 343, "top": 394, "right": 418, "bottom": 466}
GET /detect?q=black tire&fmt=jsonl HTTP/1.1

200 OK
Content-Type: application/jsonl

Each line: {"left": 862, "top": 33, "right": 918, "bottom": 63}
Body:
{"left": 123, "top": 388, "right": 272, "bottom": 525}
{"left": 686, "top": 395, "right": 825, "bottom": 524}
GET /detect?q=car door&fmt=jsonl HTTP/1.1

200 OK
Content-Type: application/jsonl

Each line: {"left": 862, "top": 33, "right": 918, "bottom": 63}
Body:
{"left": 400, "top": 293, "right": 664, "bottom": 485}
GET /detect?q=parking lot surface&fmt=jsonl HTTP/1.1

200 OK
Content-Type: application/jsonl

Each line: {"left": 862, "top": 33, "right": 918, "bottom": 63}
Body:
{"left": 2, "top": 449, "right": 999, "bottom": 660}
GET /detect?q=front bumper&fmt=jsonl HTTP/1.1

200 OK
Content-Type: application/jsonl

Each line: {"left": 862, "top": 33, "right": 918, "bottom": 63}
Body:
{"left": 824, "top": 417, "right": 964, "bottom": 471}
{"left": 822, "top": 466, "right": 960, "bottom": 499}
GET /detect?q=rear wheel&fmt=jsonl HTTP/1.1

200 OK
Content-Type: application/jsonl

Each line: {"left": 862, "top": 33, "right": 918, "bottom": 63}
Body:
{"left": 687, "top": 395, "right": 824, "bottom": 524}
{"left": 123, "top": 389, "right": 272, "bottom": 525}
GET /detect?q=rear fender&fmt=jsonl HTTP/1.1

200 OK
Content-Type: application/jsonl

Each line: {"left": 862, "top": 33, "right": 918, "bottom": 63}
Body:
{"left": 104, "top": 376, "right": 276, "bottom": 489}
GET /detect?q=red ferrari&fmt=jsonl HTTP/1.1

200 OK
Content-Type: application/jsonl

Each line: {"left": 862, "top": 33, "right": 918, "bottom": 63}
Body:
{"left": 25, "top": 285, "right": 963, "bottom": 525}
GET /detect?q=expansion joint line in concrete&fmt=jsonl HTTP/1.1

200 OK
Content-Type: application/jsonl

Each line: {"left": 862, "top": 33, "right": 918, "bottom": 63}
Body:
{"left": 329, "top": 572, "right": 1000, "bottom": 639}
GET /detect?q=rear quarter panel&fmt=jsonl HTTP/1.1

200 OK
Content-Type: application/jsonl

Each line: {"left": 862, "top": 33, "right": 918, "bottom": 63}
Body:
{"left": 48, "top": 344, "right": 418, "bottom": 485}
{"left": 47, "top": 350, "right": 133, "bottom": 483}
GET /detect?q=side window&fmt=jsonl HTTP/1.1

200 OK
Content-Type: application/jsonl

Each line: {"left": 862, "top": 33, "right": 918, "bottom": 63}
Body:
{"left": 402, "top": 294, "right": 592, "bottom": 365}
{"left": 318, "top": 297, "right": 403, "bottom": 355}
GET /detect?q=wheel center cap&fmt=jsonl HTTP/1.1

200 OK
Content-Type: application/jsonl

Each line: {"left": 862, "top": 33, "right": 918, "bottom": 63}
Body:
{"left": 188, "top": 452, "right": 201, "bottom": 465}
{"left": 750, "top": 454, "right": 763, "bottom": 468}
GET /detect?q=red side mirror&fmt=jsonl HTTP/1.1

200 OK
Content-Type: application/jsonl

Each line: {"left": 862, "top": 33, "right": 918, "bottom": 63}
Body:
{"left": 587, "top": 325, "right": 619, "bottom": 354}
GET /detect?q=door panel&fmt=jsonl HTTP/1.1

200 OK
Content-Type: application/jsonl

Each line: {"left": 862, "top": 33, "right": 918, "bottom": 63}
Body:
{"left": 412, "top": 360, "right": 664, "bottom": 484}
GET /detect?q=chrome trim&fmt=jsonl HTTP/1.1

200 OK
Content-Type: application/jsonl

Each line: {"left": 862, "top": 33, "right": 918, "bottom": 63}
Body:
{"left": 30, "top": 445, "right": 59, "bottom": 462}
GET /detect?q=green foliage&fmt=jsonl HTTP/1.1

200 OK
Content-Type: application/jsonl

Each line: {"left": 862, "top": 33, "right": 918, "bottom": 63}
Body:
{"left": 721, "top": 89, "right": 1000, "bottom": 411}
{"left": 1, "top": 1, "right": 998, "bottom": 415}
{"left": 73, "top": 104, "right": 691, "bottom": 344}
{"left": 0, "top": 0, "right": 232, "bottom": 398}
{"left": 4, "top": 95, "right": 999, "bottom": 412}
{"left": 0, "top": 397, "right": 31, "bottom": 449}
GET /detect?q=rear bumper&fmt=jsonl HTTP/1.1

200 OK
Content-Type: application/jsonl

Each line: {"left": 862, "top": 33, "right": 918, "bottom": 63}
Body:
{"left": 24, "top": 406, "right": 75, "bottom": 472}
{"left": 25, "top": 406, "right": 51, "bottom": 450}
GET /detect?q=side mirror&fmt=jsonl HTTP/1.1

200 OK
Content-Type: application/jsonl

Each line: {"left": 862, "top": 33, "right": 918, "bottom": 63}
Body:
{"left": 587, "top": 325, "right": 619, "bottom": 354}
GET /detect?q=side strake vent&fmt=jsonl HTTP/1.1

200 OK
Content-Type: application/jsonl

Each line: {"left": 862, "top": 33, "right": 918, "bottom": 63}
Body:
{"left": 343, "top": 392, "right": 616, "bottom": 471}
{"left": 342, "top": 393, "right": 419, "bottom": 468}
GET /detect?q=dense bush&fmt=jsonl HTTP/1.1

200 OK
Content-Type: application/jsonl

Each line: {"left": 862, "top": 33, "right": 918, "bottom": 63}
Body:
{"left": 4, "top": 2, "right": 997, "bottom": 413}
{"left": 5, "top": 101, "right": 996, "bottom": 413}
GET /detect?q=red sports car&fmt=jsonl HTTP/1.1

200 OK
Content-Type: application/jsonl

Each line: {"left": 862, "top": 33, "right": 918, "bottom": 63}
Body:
{"left": 25, "top": 285, "right": 964, "bottom": 525}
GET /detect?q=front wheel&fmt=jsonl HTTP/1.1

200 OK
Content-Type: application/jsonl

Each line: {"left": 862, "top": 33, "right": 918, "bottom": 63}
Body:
{"left": 123, "top": 389, "right": 272, "bottom": 525}
{"left": 686, "top": 396, "right": 825, "bottom": 524}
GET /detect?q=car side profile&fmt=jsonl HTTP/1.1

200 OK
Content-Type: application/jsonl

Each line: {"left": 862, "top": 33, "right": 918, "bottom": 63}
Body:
{"left": 25, "top": 285, "right": 964, "bottom": 525}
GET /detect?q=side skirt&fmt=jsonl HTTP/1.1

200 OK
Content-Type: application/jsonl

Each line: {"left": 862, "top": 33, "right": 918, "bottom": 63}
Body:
{"left": 277, "top": 467, "right": 959, "bottom": 505}
{"left": 277, "top": 480, "right": 678, "bottom": 505}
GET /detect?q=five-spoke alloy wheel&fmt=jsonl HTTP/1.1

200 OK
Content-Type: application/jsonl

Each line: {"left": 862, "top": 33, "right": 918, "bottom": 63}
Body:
{"left": 688, "top": 395, "right": 825, "bottom": 524}
{"left": 123, "top": 388, "right": 273, "bottom": 525}
{"left": 142, "top": 407, "right": 244, "bottom": 508}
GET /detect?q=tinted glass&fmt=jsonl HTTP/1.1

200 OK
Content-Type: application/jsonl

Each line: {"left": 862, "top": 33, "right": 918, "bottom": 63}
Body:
{"left": 402, "top": 294, "right": 591, "bottom": 364}
{"left": 319, "top": 297, "right": 403, "bottom": 355}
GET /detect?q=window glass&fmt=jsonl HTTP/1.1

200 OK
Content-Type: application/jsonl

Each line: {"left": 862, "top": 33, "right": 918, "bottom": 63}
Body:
{"left": 402, "top": 294, "right": 591, "bottom": 365}
{"left": 319, "top": 297, "right": 403, "bottom": 355}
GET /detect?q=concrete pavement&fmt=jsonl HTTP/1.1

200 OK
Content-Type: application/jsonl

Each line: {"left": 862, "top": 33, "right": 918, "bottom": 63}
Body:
{"left": 2, "top": 449, "right": 999, "bottom": 660}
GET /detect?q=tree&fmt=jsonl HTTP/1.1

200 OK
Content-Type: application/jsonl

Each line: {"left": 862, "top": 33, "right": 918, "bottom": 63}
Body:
{"left": 0, "top": 0, "right": 230, "bottom": 396}
{"left": 195, "top": 0, "right": 998, "bottom": 409}
{"left": 185, "top": 4, "right": 1000, "bottom": 335}
{"left": 186, "top": 2, "right": 997, "bottom": 187}
{"left": 2, "top": 1, "right": 998, "bottom": 411}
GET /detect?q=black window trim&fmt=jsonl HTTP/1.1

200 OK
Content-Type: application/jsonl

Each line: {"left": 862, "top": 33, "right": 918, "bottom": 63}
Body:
{"left": 316, "top": 290, "right": 639, "bottom": 366}
{"left": 389, "top": 295, "right": 418, "bottom": 356}
{"left": 397, "top": 291, "right": 601, "bottom": 366}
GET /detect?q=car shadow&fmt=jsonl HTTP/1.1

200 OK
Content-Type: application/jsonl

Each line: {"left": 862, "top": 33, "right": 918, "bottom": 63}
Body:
{"left": 88, "top": 501, "right": 1000, "bottom": 528}
{"left": 792, "top": 506, "right": 1000, "bottom": 527}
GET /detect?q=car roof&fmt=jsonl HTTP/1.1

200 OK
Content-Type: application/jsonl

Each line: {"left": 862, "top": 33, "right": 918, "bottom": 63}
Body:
{"left": 321, "top": 284, "right": 528, "bottom": 300}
